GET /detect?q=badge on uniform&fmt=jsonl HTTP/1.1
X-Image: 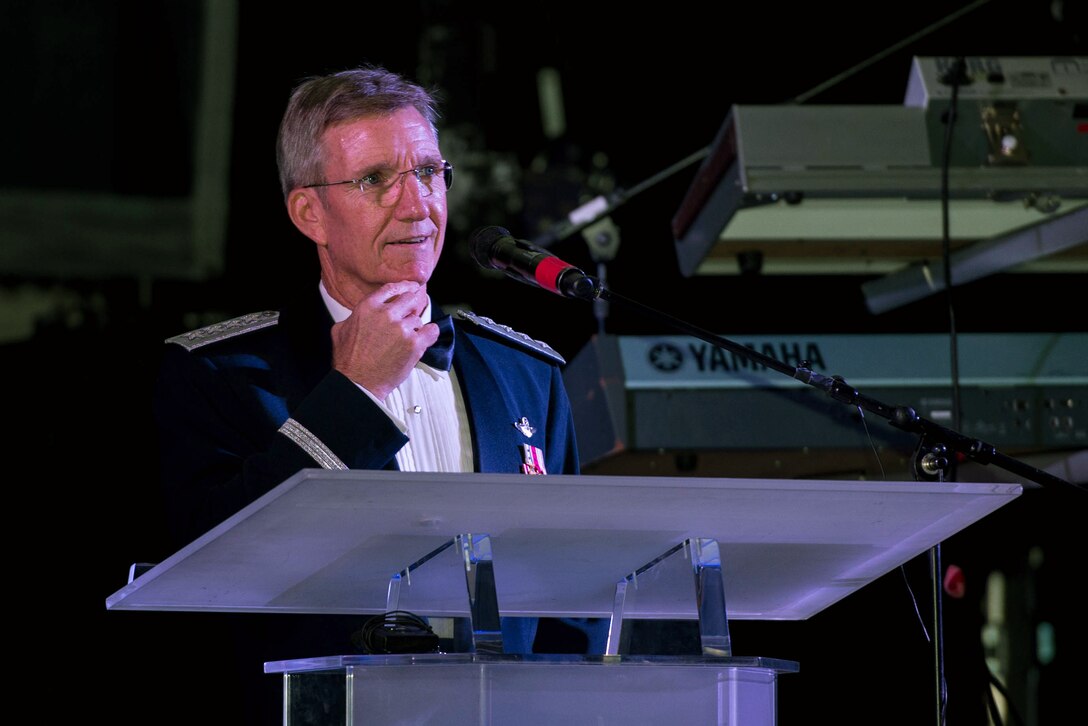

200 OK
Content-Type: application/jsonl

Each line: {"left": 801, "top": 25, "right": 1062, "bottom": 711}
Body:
{"left": 513, "top": 416, "right": 536, "bottom": 437}
{"left": 520, "top": 444, "right": 547, "bottom": 475}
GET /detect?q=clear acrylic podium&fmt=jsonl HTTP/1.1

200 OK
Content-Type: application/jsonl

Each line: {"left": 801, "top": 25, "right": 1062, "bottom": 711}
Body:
{"left": 106, "top": 470, "right": 1020, "bottom": 725}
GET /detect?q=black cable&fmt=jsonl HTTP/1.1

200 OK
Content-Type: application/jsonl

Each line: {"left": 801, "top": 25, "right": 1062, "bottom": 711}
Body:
{"left": 900, "top": 561, "right": 931, "bottom": 644}
{"left": 354, "top": 610, "right": 440, "bottom": 654}
{"left": 986, "top": 662, "right": 1026, "bottom": 726}
{"left": 856, "top": 403, "right": 888, "bottom": 481}
{"left": 985, "top": 671, "right": 1006, "bottom": 726}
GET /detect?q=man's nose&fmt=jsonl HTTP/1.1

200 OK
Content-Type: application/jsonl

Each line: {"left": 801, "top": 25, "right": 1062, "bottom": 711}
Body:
{"left": 391, "top": 171, "right": 429, "bottom": 219}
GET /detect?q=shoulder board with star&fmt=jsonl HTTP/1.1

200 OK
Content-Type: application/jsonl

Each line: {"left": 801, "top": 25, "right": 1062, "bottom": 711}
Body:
{"left": 455, "top": 310, "right": 565, "bottom": 366}
{"left": 165, "top": 311, "right": 280, "bottom": 351}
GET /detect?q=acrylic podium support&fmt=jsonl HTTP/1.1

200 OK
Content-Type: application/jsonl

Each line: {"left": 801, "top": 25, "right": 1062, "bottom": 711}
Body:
{"left": 266, "top": 528, "right": 797, "bottom": 724}
{"left": 106, "top": 470, "right": 1021, "bottom": 725}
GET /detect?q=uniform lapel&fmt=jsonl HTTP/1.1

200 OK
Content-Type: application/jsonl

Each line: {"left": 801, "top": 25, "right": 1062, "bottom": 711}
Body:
{"left": 451, "top": 325, "right": 519, "bottom": 473}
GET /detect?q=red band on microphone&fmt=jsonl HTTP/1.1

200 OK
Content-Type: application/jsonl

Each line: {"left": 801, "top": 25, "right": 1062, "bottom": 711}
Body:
{"left": 534, "top": 256, "right": 574, "bottom": 294}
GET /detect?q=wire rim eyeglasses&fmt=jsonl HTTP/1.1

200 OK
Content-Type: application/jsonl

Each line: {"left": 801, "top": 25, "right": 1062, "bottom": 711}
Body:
{"left": 302, "top": 160, "right": 453, "bottom": 205}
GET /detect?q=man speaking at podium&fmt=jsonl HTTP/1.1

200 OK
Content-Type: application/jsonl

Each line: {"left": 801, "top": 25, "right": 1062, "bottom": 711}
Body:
{"left": 154, "top": 65, "right": 593, "bottom": 656}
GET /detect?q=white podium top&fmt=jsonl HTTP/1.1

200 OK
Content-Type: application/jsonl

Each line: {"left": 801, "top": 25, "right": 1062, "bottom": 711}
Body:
{"left": 106, "top": 470, "right": 1020, "bottom": 620}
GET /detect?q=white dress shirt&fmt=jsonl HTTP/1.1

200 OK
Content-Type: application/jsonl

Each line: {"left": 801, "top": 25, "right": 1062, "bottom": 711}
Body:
{"left": 320, "top": 282, "right": 474, "bottom": 473}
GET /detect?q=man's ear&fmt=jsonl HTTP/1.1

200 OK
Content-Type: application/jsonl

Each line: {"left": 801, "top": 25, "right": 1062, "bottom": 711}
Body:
{"left": 286, "top": 188, "right": 327, "bottom": 247}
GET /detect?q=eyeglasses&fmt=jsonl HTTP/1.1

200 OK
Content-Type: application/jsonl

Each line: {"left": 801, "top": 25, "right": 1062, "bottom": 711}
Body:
{"left": 303, "top": 160, "right": 453, "bottom": 206}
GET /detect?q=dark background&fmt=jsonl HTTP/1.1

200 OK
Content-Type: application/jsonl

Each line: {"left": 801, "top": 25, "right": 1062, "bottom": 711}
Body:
{"left": 6, "top": 1, "right": 1085, "bottom": 724}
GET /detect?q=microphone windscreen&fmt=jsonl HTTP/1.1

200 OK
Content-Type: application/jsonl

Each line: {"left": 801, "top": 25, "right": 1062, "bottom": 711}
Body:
{"left": 470, "top": 226, "right": 510, "bottom": 268}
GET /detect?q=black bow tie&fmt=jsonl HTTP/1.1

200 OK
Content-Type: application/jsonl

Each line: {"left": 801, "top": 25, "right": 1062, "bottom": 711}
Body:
{"left": 420, "top": 313, "right": 455, "bottom": 371}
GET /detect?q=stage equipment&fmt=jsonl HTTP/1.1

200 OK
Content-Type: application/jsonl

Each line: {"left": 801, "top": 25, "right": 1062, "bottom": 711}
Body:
{"left": 671, "top": 57, "right": 1088, "bottom": 312}
{"left": 564, "top": 332, "right": 1086, "bottom": 481}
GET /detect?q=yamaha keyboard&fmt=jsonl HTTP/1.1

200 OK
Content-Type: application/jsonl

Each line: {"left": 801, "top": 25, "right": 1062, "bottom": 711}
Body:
{"left": 563, "top": 332, "right": 1086, "bottom": 481}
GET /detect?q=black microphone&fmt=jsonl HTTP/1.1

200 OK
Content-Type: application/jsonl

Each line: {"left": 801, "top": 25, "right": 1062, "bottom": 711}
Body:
{"left": 470, "top": 226, "right": 597, "bottom": 300}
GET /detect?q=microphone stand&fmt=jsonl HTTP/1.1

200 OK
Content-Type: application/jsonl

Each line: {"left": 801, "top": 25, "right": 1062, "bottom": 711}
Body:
{"left": 560, "top": 274, "right": 1084, "bottom": 495}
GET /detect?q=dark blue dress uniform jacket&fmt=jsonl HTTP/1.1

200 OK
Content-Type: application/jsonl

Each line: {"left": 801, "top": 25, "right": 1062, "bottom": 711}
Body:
{"left": 153, "top": 289, "right": 606, "bottom": 658}
{"left": 154, "top": 288, "right": 579, "bottom": 548}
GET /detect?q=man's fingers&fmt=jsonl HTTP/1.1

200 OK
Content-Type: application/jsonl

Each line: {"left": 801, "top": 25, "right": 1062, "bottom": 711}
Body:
{"left": 418, "top": 321, "right": 441, "bottom": 347}
{"left": 356, "top": 282, "right": 428, "bottom": 319}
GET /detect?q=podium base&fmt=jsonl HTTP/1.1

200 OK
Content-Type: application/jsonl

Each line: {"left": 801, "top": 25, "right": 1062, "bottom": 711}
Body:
{"left": 266, "top": 653, "right": 799, "bottom": 725}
